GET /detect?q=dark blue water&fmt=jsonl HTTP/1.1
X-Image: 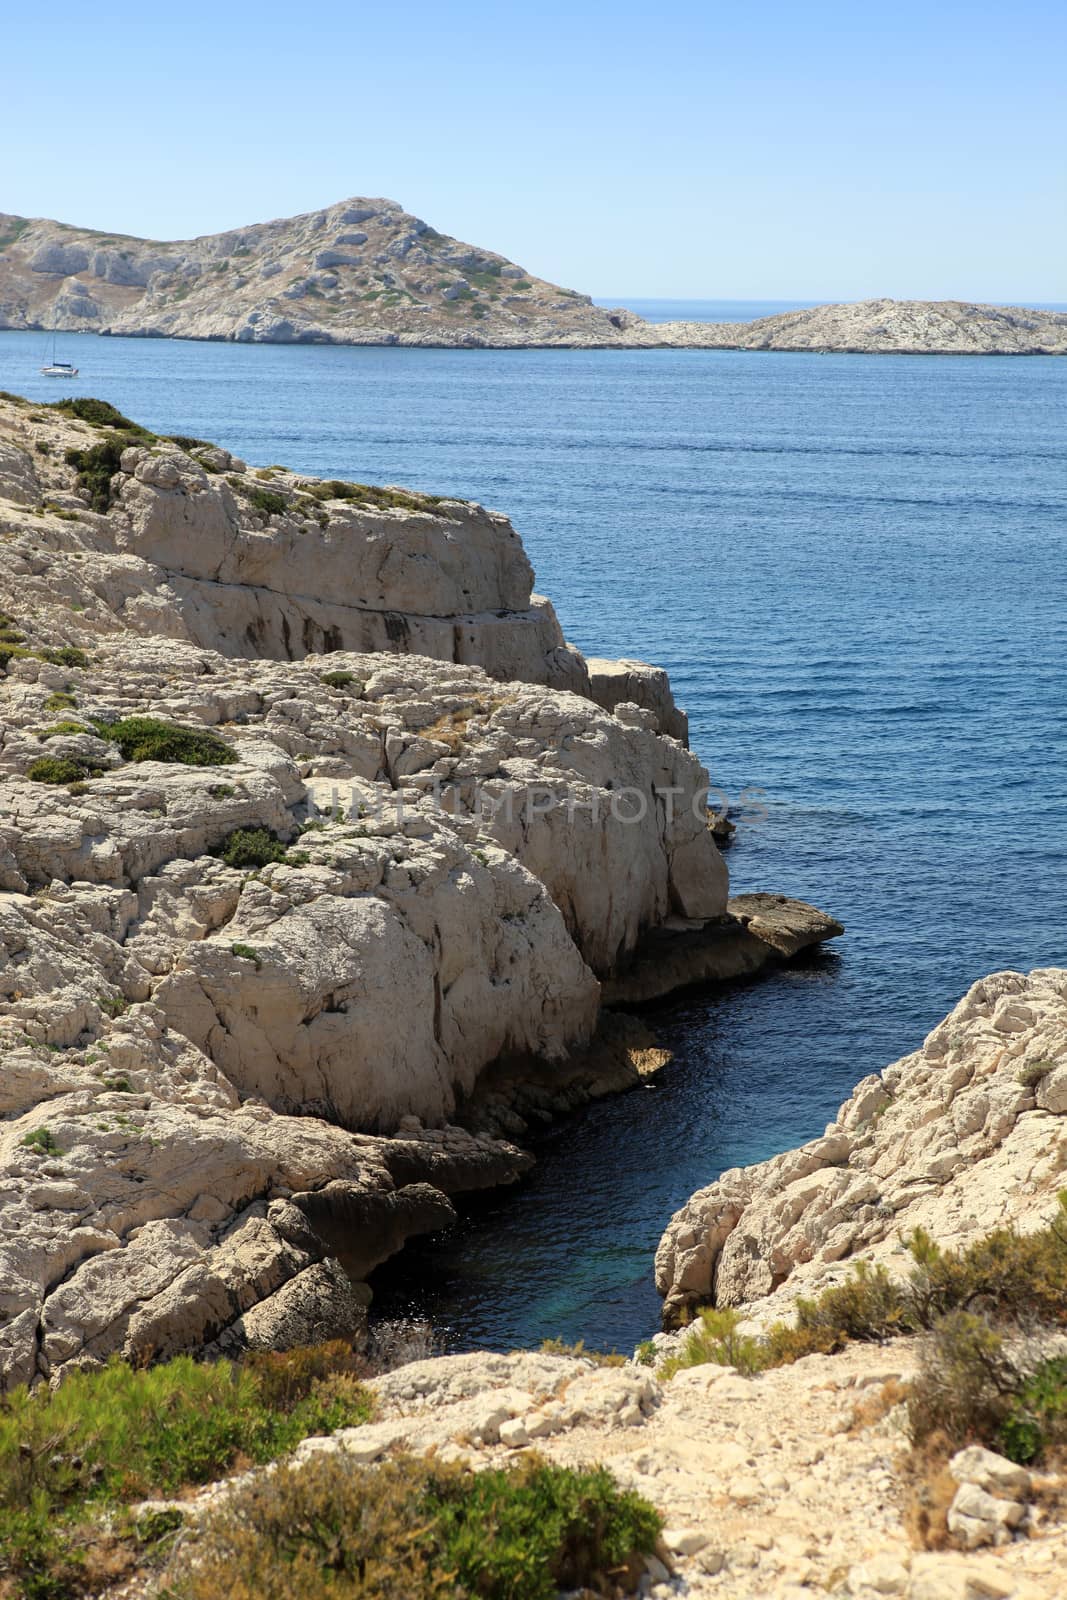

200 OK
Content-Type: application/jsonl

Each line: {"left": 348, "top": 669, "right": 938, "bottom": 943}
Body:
{"left": 3, "top": 324, "right": 1064, "bottom": 1351}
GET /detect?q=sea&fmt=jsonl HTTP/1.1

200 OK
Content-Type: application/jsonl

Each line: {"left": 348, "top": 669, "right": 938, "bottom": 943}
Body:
{"left": 1, "top": 302, "right": 1064, "bottom": 1353}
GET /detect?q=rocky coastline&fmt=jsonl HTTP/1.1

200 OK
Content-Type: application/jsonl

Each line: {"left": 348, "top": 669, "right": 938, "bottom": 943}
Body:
{"left": 2, "top": 391, "right": 1067, "bottom": 1599}
{"left": 2, "top": 197, "right": 1065, "bottom": 353}
{"left": 0, "top": 391, "right": 840, "bottom": 1391}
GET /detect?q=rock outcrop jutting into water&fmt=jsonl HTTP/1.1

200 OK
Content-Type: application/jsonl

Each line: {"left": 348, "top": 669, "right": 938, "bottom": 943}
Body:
{"left": 1, "top": 198, "right": 1065, "bottom": 350}
{"left": 0, "top": 393, "right": 839, "bottom": 1388}
{"left": 656, "top": 966, "right": 1067, "bottom": 1326}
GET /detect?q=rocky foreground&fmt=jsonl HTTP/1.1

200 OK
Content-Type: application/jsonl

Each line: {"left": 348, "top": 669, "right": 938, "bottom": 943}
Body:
{"left": 49, "top": 963, "right": 1050, "bottom": 1599}
{"left": 1, "top": 199, "right": 1064, "bottom": 351}
{"left": 0, "top": 392, "right": 839, "bottom": 1389}
{"left": 130, "top": 968, "right": 1067, "bottom": 1600}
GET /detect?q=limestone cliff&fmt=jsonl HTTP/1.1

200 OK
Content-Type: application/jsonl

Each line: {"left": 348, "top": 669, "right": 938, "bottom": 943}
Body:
{"left": 0, "top": 392, "right": 842, "bottom": 1387}
{"left": 1, "top": 200, "right": 1064, "bottom": 351}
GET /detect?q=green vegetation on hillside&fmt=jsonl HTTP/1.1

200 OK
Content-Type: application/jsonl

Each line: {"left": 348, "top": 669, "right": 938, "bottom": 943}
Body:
{"left": 0, "top": 1344, "right": 374, "bottom": 1600}
{"left": 664, "top": 1194, "right": 1067, "bottom": 1471}
{"left": 170, "top": 1452, "right": 661, "bottom": 1600}
{"left": 303, "top": 478, "right": 446, "bottom": 514}
{"left": 91, "top": 716, "right": 237, "bottom": 766}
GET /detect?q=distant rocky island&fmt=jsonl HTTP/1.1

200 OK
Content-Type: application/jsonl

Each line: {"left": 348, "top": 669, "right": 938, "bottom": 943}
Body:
{"left": 1, "top": 197, "right": 1064, "bottom": 353}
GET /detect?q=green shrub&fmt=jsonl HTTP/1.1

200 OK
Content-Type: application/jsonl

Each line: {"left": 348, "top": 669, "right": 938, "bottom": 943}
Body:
{"left": 44, "top": 691, "right": 77, "bottom": 711}
{"left": 26, "top": 756, "right": 88, "bottom": 785}
{"left": 907, "top": 1311, "right": 1020, "bottom": 1452}
{"left": 320, "top": 670, "right": 357, "bottom": 689}
{"left": 93, "top": 716, "right": 236, "bottom": 767}
{"left": 20, "top": 1126, "right": 61, "bottom": 1155}
{"left": 37, "top": 722, "right": 89, "bottom": 740}
{"left": 213, "top": 827, "right": 288, "bottom": 870}
{"left": 998, "top": 1356, "right": 1067, "bottom": 1464}
{"left": 49, "top": 397, "right": 152, "bottom": 436}
{"left": 241, "top": 1340, "right": 372, "bottom": 1411}
{"left": 906, "top": 1211, "right": 1067, "bottom": 1330}
{"left": 667, "top": 1196, "right": 1067, "bottom": 1383}
{"left": 659, "top": 1307, "right": 769, "bottom": 1379}
{"left": 63, "top": 438, "right": 128, "bottom": 512}
{"left": 306, "top": 478, "right": 445, "bottom": 513}
{"left": 0, "top": 1347, "right": 375, "bottom": 1599}
{"left": 794, "top": 1259, "right": 911, "bottom": 1343}
{"left": 245, "top": 486, "right": 289, "bottom": 517}
{"left": 537, "top": 1338, "right": 626, "bottom": 1368}
{"left": 167, "top": 434, "right": 213, "bottom": 451}
{"left": 40, "top": 646, "right": 89, "bottom": 669}
{"left": 168, "top": 1452, "right": 660, "bottom": 1600}
{"left": 230, "top": 942, "right": 263, "bottom": 969}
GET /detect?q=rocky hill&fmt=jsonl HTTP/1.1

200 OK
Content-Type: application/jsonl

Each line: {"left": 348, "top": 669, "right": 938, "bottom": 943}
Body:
{"left": 662, "top": 297, "right": 1067, "bottom": 355}
{"left": 1, "top": 200, "right": 1064, "bottom": 351}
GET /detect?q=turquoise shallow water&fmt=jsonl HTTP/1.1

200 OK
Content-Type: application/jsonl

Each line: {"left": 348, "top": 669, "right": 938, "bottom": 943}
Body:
{"left": 2, "top": 322, "right": 1064, "bottom": 1350}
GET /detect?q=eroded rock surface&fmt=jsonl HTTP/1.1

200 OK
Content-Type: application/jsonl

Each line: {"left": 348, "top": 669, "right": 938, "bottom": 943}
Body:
{"left": 156, "top": 1341, "right": 1067, "bottom": 1599}
{"left": 656, "top": 967, "right": 1067, "bottom": 1325}
{"left": 0, "top": 395, "right": 742, "bottom": 1386}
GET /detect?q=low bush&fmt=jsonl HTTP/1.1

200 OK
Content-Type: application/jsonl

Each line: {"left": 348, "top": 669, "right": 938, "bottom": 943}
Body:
{"left": 320, "top": 670, "right": 358, "bottom": 689}
{"left": 906, "top": 1216, "right": 1067, "bottom": 1330}
{"left": 662, "top": 1194, "right": 1067, "bottom": 1395}
{"left": 167, "top": 1452, "right": 661, "bottom": 1600}
{"left": 245, "top": 485, "right": 289, "bottom": 517}
{"left": 92, "top": 716, "right": 236, "bottom": 767}
{"left": 230, "top": 942, "right": 263, "bottom": 968}
{"left": 20, "top": 1126, "right": 62, "bottom": 1155}
{"left": 26, "top": 756, "right": 88, "bottom": 785}
{"left": 40, "top": 647, "right": 90, "bottom": 669}
{"left": 537, "top": 1337, "right": 626, "bottom": 1368}
{"left": 0, "top": 1346, "right": 374, "bottom": 1600}
{"left": 213, "top": 827, "right": 288, "bottom": 870}
{"left": 659, "top": 1307, "right": 776, "bottom": 1379}
{"left": 793, "top": 1259, "right": 911, "bottom": 1343}
{"left": 63, "top": 438, "right": 130, "bottom": 512}
{"left": 908, "top": 1310, "right": 1020, "bottom": 1452}
{"left": 305, "top": 478, "right": 445, "bottom": 513}
{"left": 999, "top": 1355, "right": 1067, "bottom": 1464}
{"left": 37, "top": 722, "right": 90, "bottom": 740}
{"left": 49, "top": 398, "right": 152, "bottom": 436}
{"left": 166, "top": 433, "right": 213, "bottom": 451}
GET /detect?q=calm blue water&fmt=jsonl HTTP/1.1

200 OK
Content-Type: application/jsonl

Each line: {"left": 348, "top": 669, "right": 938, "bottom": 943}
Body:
{"left": 2, "top": 323, "right": 1065, "bottom": 1352}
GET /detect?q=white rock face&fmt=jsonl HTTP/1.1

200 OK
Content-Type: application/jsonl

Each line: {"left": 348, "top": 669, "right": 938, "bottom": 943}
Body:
{"left": 585, "top": 656, "right": 689, "bottom": 742}
{"left": 656, "top": 968, "right": 1067, "bottom": 1323}
{"left": 0, "top": 395, "right": 738, "bottom": 1385}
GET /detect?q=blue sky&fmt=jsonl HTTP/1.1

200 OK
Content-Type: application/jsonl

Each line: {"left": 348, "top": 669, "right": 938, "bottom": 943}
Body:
{"left": 3, "top": 0, "right": 1063, "bottom": 301}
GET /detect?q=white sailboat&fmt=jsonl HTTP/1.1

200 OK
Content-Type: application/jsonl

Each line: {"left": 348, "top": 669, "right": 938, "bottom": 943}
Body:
{"left": 40, "top": 327, "right": 78, "bottom": 378}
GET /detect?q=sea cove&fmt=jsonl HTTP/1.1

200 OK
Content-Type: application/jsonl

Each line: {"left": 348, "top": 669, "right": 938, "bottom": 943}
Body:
{"left": 2, "top": 327, "right": 1062, "bottom": 1352}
